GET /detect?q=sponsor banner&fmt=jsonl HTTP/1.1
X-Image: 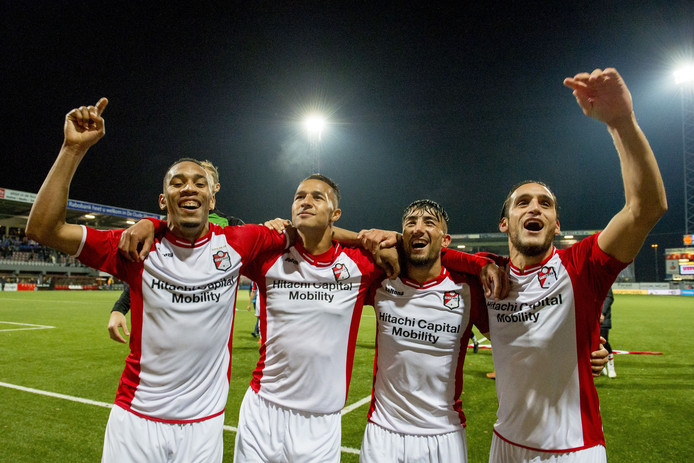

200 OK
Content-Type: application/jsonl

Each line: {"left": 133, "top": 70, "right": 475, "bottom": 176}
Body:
{"left": 66, "top": 199, "right": 155, "bottom": 220}
{"left": 17, "top": 284, "right": 37, "bottom": 291}
{"left": 613, "top": 289, "right": 648, "bottom": 295}
{"left": 3, "top": 283, "right": 18, "bottom": 291}
{"left": 680, "top": 264, "right": 694, "bottom": 275}
{"left": 54, "top": 285, "right": 100, "bottom": 290}
{"left": 682, "top": 289, "right": 694, "bottom": 297}
{"left": 0, "top": 188, "right": 35, "bottom": 203}
{"left": 1, "top": 187, "right": 160, "bottom": 220}
{"left": 646, "top": 289, "right": 680, "bottom": 296}
{"left": 613, "top": 283, "right": 640, "bottom": 289}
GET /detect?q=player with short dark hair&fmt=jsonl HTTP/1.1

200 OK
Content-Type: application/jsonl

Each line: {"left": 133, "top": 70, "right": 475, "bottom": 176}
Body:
{"left": 360, "top": 199, "right": 488, "bottom": 462}
{"left": 107, "top": 159, "right": 244, "bottom": 344}
{"left": 26, "top": 99, "right": 288, "bottom": 462}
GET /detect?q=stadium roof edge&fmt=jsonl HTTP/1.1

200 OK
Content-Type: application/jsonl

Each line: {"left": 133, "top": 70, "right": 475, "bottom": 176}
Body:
{"left": 0, "top": 187, "right": 164, "bottom": 230}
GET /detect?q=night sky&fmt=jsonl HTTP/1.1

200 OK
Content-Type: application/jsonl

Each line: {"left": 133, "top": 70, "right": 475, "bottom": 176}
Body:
{"left": 2, "top": 2, "right": 692, "bottom": 279}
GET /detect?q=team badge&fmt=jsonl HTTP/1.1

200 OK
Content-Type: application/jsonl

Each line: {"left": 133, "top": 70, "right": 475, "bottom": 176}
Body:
{"left": 213, "top": 250, "right": 231, "bottom": 272}
{"left": 537, "top": 266, "right": 557, "bottom": 289}
{"left": 443, "top": 291, "right": 460, "bottom": 310}
{"left": 332, "top": 263, "right": 350, "bottom": 282}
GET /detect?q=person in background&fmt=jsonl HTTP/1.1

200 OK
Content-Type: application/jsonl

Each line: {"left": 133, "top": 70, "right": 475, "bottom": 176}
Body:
{"left": 600, "top": 287, "right": 616, "bottom": 378}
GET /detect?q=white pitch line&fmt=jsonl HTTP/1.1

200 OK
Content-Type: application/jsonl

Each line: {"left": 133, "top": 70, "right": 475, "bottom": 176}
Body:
{"left": 0, "top": 381, "right": 364, "bottom": 455}
{"left": 0, "top": 321, "right": 56, "bottom": 332}
{"left": 0, "top": 297, "right": 97, "bottom": 304}
{"left": 0, "top": 381, "right": 113, "bottom": 408}
{"left": 341, "top": 395, "right": 371, "bottom": 416}
{"left": 0, "top": 327, "right": 57, "bottom": 332}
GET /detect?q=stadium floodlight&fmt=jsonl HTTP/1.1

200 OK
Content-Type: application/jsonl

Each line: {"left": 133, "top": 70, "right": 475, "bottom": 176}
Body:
{"left": 303, "top": 113, "right": 326, "bottom": 142}
{"left": 674, "top": 64, "right": 694, "bottom": 85}
{"left": 302, "top": 112, "right": 328, "bottom": 173}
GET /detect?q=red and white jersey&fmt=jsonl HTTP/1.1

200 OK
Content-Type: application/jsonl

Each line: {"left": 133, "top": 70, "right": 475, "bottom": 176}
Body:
{"left": 366, "top": 267, "right": 488, "bottom": 435}
{"left": 242, "top": 241, "right": 382, "bottom": 414}
{"left": 76, "top": 223, "right": 286, "bottom": 423}
{"left": 485, "top": 234, "right": 627, "bottom": 452}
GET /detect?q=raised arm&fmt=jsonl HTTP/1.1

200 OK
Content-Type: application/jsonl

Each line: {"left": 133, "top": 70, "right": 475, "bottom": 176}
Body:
{"left": 563, "top": 68, "right": 667, "bottom": 263}
{"left": 26, "top": 98, "right": 109, "bottom": 255}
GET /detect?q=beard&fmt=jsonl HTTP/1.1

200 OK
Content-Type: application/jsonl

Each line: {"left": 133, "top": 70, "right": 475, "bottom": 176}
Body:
{"left": 406, "top": 252, "right": 438, "bottom": 268}
{"left": 509, "top": 228, "right": 554, "bottom": 257}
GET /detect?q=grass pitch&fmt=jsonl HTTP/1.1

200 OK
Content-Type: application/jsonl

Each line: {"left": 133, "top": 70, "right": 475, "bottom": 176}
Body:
{"left": 0, "top": 291, "right": 691, "bottom": 462}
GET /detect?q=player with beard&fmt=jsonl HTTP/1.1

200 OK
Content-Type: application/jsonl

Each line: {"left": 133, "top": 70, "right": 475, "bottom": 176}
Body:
{"left": 483, "top": 68, "right": 666, "bottom": 462}
{"left": 360, "top": 199, "right": 490, "bottom": 463}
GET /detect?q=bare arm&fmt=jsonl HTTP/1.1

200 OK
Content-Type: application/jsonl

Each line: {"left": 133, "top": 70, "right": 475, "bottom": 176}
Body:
{"left": 26, "top": 99, "right": 109, "bottom": 254}
{"left": 563, "top": 68, "right": 667, "bottom": 263}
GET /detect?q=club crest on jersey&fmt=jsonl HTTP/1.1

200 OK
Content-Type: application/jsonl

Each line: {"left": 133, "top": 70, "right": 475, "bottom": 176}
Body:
{"left": 332, "top": 263, "right": 350, "bottom": 282}
{"left": 443, "top": 291, "right": 460, "bottom": 310}
{"left": 213, "top": 250, "right": 231, "bottom": 272}
{"left": 538, "top": 266, "right": 557, "bottom": 289}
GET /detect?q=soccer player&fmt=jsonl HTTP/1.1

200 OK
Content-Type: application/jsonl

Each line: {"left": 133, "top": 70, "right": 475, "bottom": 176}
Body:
{"left": 107, "top": 159, "right": 244, "bottom": 344}
{"left": 483, "top": 68, "right": 666, "bottom": 462}
{"left": 360, "top": 199, "right": 488, "bottom": 463}
{"left": 25, "top": 99, "right": 289, "bottom": 462}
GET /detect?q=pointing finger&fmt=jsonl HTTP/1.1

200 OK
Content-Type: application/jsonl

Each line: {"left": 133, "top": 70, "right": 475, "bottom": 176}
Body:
{"left": 95, "top": 97, "right": 109, "bottom": 116}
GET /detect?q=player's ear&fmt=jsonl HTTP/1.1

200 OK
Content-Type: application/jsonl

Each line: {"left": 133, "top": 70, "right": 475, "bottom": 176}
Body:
{"left": 214, "top": 183, "right": 221, "bottom": 193}
{"left": 330, "top": 207, "right": 342, "bottom": 224}
{"left": 209, "top": 194, "right": 216, "bottom": 212}
{"left": 158, "top": 194, "right": 167, "bottom": 211}
{"left": 555, "top": 220, "right": 561, "bottom": 235}
{"left": 499, "top": 217, "right": 508, "bottom": 233}
{"left": 442, "top": 233, "right": 451, "bottom": 248}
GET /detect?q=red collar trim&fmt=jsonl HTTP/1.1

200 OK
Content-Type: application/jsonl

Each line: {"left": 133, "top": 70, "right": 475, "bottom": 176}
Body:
{"left": 164, "top": 229, "right": 213, "bottom": 248}
{"left": 510, "top": 247, "right": 557, "bottom": 275}
{"left": 295, "top": 240, "right": 341, "bottom": 267}
{"left": 402, "top": 266, "right": 449, "bottom": 289}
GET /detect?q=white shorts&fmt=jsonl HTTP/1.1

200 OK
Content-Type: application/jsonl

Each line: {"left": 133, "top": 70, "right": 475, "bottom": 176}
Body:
{"left": 360, "top": 421, "right": 467, "bottom": 463}
{"left": 102, "top": 405, "right": 224, "bottom": 463}
{"left": 233, "top": 387, "right": 341, "bottom": 463}
{"left": 489, "top": 434, "right": 607, "bottom": 463}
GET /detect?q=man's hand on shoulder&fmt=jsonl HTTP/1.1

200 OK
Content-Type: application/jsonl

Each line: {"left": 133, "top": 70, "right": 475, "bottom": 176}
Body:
{"left": 481, "top": 262, "right": 510, "bottom": 300}
{"left": 357, "top": 229, "right": 400, "bottom": 254}
{"left": 118, "top": 219, "right": 156, "bottom": 262}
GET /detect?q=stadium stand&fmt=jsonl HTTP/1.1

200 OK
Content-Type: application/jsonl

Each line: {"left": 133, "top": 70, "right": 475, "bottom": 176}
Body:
{"left": 0, "top": 187, "right": 162, "bottom": 291}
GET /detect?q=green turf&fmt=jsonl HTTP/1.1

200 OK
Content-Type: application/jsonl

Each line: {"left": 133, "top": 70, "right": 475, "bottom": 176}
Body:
{"left": 0, "top": 292, "right": 692, "bottom": 462}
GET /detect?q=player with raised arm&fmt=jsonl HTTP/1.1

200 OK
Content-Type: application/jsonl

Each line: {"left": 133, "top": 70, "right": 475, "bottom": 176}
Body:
{"left": 26, "top": 99, "right": 288, "bottom": 462}
{"left": 481, "top": 68, "right": 667, "bottom": 462}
